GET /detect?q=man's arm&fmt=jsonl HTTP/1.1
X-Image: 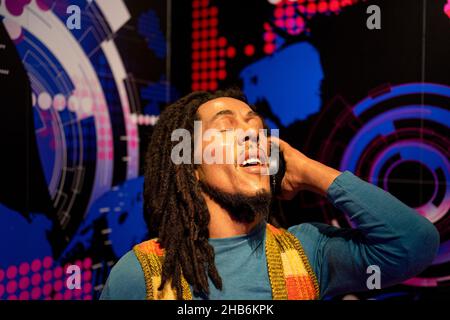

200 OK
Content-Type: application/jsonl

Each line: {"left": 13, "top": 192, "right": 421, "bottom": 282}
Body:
{"left": 277, "top": 138, "right": 440, "bottom": 298}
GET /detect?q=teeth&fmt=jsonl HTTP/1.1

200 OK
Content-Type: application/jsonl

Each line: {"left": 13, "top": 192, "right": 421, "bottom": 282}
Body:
{"left": 242, "top": 158, "right": 262, "bottom": 166}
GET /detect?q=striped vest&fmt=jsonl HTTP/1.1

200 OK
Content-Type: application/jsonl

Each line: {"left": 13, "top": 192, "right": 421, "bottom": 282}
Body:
{"left": 133, "top": 224, "right": 319, "bottom": 300}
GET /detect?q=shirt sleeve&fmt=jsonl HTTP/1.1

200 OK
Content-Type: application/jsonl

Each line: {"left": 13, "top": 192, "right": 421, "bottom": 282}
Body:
{"left": 289, "top": 171, "right": 440, "bottom": 299}
{"left": 99, "top": 250, "right": 146, "bottom": 300}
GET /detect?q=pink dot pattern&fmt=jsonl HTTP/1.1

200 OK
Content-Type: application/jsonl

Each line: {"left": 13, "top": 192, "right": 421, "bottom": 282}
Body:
{"left": 0, "top": 257, "right": 94, "bottom": 300}
{"left": 264, "top": 0, "right": 358, "bottom": 54}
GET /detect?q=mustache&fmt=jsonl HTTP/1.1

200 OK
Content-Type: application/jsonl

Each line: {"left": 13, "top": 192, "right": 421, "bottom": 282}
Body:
{"left": 198, "top": 179, "right": 272, "bottom": 224}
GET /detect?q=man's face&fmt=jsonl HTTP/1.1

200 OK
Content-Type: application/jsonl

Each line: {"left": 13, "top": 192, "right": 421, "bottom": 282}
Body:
{"left": 195, "top": 97, "right": 270, "bottom": 196}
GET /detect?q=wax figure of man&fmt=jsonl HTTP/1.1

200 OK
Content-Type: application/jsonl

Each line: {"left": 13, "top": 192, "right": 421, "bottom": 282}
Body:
{"left": 101, "top": 89, "right": 439, "bottom": 300}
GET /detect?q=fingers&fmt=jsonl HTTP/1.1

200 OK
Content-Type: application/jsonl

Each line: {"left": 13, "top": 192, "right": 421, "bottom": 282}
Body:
{"left": 268, "top": 136, "right": 290, "bottom": 153}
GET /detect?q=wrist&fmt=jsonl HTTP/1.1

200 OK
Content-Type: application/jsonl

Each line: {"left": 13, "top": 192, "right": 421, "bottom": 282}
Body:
{"left": 299, "top": 158, "right": 341, "bottom": 195}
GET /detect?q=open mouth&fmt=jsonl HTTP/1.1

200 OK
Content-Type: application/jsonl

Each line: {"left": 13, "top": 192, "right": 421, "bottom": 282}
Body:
{"left": 240, "top": 157, "right": 263, "bottom": 167}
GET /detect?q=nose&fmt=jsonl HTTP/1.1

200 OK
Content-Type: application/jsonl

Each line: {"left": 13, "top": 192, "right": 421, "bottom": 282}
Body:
{"left": 237, "top": 127, "right": 259, "bottom": 146}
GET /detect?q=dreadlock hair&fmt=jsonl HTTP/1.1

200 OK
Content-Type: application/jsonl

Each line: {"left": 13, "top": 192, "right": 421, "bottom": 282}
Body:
{"left": 144, "top": 87, "right": 250, "bottom": 299}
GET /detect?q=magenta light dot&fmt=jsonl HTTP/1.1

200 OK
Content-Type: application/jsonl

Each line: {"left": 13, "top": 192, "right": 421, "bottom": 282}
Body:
{"left": 296, "top": 16, "right": 305, "bottom": 28}
{"left": 274, "top": 7, "right": 283, "bottom": 18}
{"left": 264, "top": 43, "right": 276, "bottom": 54}
{"left": 7, "top": 295, "right": 17, "bottom": 300}
{"left": 43, "top": 283, "right": 52, "bottom": 296}
{"left": 19, "top": 291, "right": 30, "bottom": 300}
{"left": 6, "top": 280, "right": 17, "bottom": 294}
{"left": 226, "top": 46, "right": 236, "bottom": 58}
{"left": 36, "top": 0, "right": 52, "bottom": 11}
{"left": 329, "top": 0, "right": 340, "bottom": 12}
{"left": 43, "top": 270, "right": 52, "bottom": 282}
{"left": 31, "top": 259, "right": 42, "bottom": 272}
{"left": 19, "top": 277, "right": 30, "bottom": 290}
{"left": 263, "top": 31, "right": 275, "bottom": 42}
{"left": 286, "top": 6, "right": 296, "bottom": 17}
{"left": 0, "top": 284, "right": 4, "bottom": 296}
{"left": 209, "top": 29, "right": 217, "bottom": 38}
{"left": 74, "top": 260, "right": 82, "bottom": 268}
{"left": 218, "top": 37, "right": 227, "bottom": 47}
{"left": 54, "top": 293, "right": 63, "bottom": 300}
{"left": 31, "top": 287, "right": 41, "bottom": 300}
{"left": 244, "top": 44, "right": 255, "bottom": 56}
{"left": 318, "top": 1, "right": 328, "bottom": 13}
{"left": 215, "top": 69, "right": 223, "bottom": 79}
{"left": 43, "top": 256, "right": 53, "bottom": 269}
{"left": 6, "top": 266, "right": 18, "bottom": 279}
{"left": 31, "top": 273, "right": 41, "bottom": 286}
{"left": 64, "top": 290, "right": 73, "bottom": 300}
{"left": 0, "top": 269, "right": 4, "bottom": 282}
{"left": 83, "top": 271, "right": 92, "bottom": 282}
{"left": 19, "top": 262, "right": 30, "bottom": 276}
{"left": 54, "top": 280, "right": 63, "bottom": 292}
{"left": 53, "top": 266, "right": 63, "bottom": 278}
{"left": 286, "top": 18, "right": 295, "bottom": 29}
{"left": 209, "top": 82, "right": 217, "bottom": 91}
{"left": 73, "top": 288, "right": 82, "bottom": 297}
{"left": 83, "top": 257, "right": 92, "bottom": 269}
{"left": 306, "top": 3, "right": 317, "bottom": 14}
{"left": 275, "top": 19, "right": 284, "bottom": 28}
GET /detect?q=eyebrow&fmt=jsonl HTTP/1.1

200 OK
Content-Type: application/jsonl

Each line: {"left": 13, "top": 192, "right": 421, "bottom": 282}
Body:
{"left": 210, "top": 109, "right": 261, "bottom": 122}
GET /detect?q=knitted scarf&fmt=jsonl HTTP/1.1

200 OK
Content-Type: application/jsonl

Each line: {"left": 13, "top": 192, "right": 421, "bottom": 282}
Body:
{"left": 133, "top": 223, "right": 319, "bottom": 300}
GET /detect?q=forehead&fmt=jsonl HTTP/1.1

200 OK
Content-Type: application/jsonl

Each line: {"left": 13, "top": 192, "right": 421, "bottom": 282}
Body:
{"left": 197, "top": 97, "right": 254, "bottom": 121}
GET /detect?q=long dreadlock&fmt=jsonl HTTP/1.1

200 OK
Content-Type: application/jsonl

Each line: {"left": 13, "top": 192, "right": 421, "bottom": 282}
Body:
{"left": 143, "top": 88, "right": 249, "bottom": 299}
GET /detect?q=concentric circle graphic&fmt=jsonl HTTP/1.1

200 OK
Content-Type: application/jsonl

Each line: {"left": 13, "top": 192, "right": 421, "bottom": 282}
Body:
{"left": 305, "top": 83, "right": 450, "bottom": 287}
{"left": 1, "top": 0, "right": 139, "bottom": 243}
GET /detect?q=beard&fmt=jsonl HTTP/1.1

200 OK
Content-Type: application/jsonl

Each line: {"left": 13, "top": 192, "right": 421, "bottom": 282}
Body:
{"left": 198, "top": 180, "right": 272, "bottom": 224}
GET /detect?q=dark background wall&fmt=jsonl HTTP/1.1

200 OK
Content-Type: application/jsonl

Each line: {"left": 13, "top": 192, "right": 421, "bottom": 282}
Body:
{"left": 0, "top": 0, "right": 449, "bottom": 300}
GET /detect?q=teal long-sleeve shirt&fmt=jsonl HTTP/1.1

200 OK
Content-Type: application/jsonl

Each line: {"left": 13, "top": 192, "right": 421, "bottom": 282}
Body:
{"left": 100, "top": 171, "right": 440, "bottom": 300}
